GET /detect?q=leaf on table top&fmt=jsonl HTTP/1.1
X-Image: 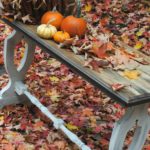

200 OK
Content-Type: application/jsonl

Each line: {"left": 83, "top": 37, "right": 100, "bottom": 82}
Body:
{"left": 123, "top": 70, "right": 141, "bottom": 79}
{"left": 92, "top": 42, "right": 108, "bottom": 58}
{"left": 21, "top": 15, "right": 32, "bottom": 23}
{"left": 111, "top": 83, "right": 125, "bottom": 91}
{"left": 65, "top": 123, "right": 79, "bottom": 131}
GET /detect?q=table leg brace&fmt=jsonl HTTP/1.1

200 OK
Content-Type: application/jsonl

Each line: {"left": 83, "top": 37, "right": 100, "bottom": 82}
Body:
{"left": 0, "top": 30, "right": 36, "bottom": 108}
{"left": 109, "top": 103, "right": 150, "bottom": 150}
{"left": 15, "top": 81, "right": 91, "bottom": 150}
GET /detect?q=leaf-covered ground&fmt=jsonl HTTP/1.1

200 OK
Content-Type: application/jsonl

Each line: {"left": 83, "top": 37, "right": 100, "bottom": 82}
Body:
{"left": 0, "top": 0, "right": 150, "bottom": 149}
{"left": 0, "top": 20, "right": 150, "bottom": 150}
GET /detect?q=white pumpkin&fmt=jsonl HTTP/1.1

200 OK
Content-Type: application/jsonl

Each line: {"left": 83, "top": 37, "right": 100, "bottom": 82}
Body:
{"left": 37, "top": 24, "right": 57, "bottom": 39}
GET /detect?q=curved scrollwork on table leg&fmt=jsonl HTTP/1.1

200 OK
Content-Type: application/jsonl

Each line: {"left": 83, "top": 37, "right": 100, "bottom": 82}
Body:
{"left": 109, "top": 103, "right": 150, "bottom": 150}
{"left": 0, "top": 30, "right": 36, "bottom": 108}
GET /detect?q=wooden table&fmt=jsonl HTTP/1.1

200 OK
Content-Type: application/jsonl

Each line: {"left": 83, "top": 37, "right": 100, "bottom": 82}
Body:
{"left": 0, "top": 19, "right": 150, "bottom": 150}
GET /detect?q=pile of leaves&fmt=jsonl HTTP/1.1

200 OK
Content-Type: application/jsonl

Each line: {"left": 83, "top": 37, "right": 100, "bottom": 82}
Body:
{"left": 0, "top": 21, "right": 150, "bottom": 149}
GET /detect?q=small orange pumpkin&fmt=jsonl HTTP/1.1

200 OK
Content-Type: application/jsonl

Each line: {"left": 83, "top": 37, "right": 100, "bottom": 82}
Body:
{"left": 41, "top": 11, "right": 64, "bottom": 29}
{"left": 53, "top": 31, "right": 70, "bottom": 43}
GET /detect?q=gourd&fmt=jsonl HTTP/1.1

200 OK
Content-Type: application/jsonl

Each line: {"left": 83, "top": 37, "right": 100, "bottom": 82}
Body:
{"left": 41, "top": 11, "right": 64, "bottom": 29}
{"left": 61, "top": 0, "right": 87, "bottom": 37}
{"left": 37, "top": 24, "right": 57, "bottom": 39}
{"left": 53, "top": 31, "right": 70, "bottom": 43}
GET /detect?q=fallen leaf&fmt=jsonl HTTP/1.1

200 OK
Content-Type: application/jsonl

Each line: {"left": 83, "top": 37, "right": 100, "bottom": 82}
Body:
{"left": 82, "top": 108, "right": 93, "bottom": 117}
{"left": 0, "top": 57, "right": 3, "bottom": 65}
{"left": 111, "top": 83, "right": 125, "bottom": 91}
{"left": 65, "top": 123, "right": 79, "bottom": 131}
{"left": 54, "top": 140, "right": 66, "bottom": 149}
{"left": 84, "top": 3, "right": 92, "bottom": 12}
{"left": 123, "top": 70, "right": 140, "bottom": 79}
{"left": 134, "top": 41, "right": 143, "bottom": 50}
{"left": 49, "top": 76, "right": 59, "bottom": 82}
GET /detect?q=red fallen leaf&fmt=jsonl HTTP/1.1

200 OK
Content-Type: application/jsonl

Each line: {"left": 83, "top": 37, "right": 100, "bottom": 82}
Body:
{"left": 92, "top": 42, "right": 108, "bottom": 58}
{"left": 71, "top": 117, "right": 86, "bottom": 128}
{"left": 128, "top": 23, "right": 137, "bottom": 30}
{"left": 99, "top": 17, "right": 109, "bottom": 27}
{"left": 144, "top": 145, "right": 150, "bottom": 150}
{"left": 0, "top": 57, "right": 4, "bottom": 65}
{"left": 113, "top": 103, "right": 122, "bottom": 109}
{"left": 111, "top": 83, "right": 125, "bottom": 91}
{"left": 88, "top": 60, "right": 100, "bottom": 71}
{"left": 99, "top": 138, "right": 109, "bottom": 147}
{"left": 115, "top": 18, "right": 124, "bottom": 24}
{"left": 104, "top": 0, "right": 111, "bottom": 10}
{"left": 20, "top": 123, "right": 27, "bottom": 131}
{"left": 69, "top": 77, "right": 84, "bottom": 89}
{"left": 92, "top": 14, "right": 99, "bottom": 22}
{"left": 93, "top": 125, "right": 103, "bottom": 134}
{"left": 60, "top": 64, "right": 69, "bottom": 75}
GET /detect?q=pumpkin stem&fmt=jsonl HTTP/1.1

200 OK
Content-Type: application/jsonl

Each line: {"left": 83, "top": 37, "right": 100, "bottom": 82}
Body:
{"left": 76, "top": 0, "right": 81, "bottom": 18}
{"left": 46, "top": 18, "right": 56, "bottom": 26}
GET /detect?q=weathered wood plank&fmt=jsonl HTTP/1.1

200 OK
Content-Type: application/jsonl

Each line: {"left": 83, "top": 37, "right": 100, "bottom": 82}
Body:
{"left": 23, "top": 24, "right": 150, "bottom": 104}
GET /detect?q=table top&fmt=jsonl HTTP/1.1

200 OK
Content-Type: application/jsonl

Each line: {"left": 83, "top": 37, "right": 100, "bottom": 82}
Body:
{"left": 2, "top": 19, "right": 150, "bottom": 106}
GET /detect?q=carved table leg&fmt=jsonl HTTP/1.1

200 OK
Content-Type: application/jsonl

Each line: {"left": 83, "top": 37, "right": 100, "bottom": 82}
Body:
{"left": 0, "top": 30, "right": 36, "bottom": 108}
{"left": 109, "top": 103, "right": 150, "bottom": 150}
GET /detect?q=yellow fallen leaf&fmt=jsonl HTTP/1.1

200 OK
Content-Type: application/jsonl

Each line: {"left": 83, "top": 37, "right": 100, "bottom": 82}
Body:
{"left": 84, "top": 3, "right": 92, "bottom": 12}
{"left": 46, "top": 89, "right": 60, "bottom": 102}
{"left": 136, "top": 27, "right": 145, "bottom": 37}
{"left": 123, "top": 70, "right": 140, "bottom": 79}
{"left": 0, "top": 116, "right": 4, "bottom": 121}
{"left": 65, "top": 123, "right": 78, "bottom": 131}
{"left": 49, "top": 76, "right": 59, "bottom": 82}
{"left": 134, "top": 41, "right": 143, "bottom": 50}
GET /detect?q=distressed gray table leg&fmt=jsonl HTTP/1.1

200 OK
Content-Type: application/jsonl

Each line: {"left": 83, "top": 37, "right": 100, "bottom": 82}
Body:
{"left": 109, "top": 103, "right": 150, "bottom": 150}
{"left": 0, "top": 30, "right": 36, "bottom": 108}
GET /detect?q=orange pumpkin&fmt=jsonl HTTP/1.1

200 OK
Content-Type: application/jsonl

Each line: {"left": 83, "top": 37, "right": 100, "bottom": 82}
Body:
{"left": 61, "top": 16, "right": 87, "bottom": 37}
{"left": 53, "top": 31, "right": 70, "bottom": 43}
{"left": 60, "top": 0, "right": 86, "bottom": 37}
{"left": 41, "top": 11, "right": 64, "bottom": 29}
